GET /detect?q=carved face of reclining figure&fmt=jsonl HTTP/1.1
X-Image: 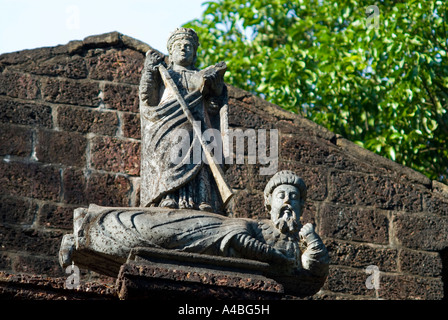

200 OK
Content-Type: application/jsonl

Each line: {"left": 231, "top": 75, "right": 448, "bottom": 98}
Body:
{"left": 269, "top": 184, "right": 302, "bottom": 235}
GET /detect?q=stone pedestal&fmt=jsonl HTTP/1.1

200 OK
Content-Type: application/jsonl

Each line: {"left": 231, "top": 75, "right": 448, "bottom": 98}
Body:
{"left": 115, "top": 247, "right": 284, "bottom": 300}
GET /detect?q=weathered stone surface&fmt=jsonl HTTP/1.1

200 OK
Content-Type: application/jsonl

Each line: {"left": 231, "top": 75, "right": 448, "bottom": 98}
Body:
{"left": 228, "top": 98, "right": 275, "bottom": 129}
{"left": 325, "top": 240, "right": 398, "bottom": 272}
{"left": 336, "top": 137, "right": 432, "bottom": 187}
{"left": 224, "top": 163, "right": 251, "bottom": 190}
{"left": 322, "top": 266, "right": 375, "bottom": 297}
{"left": 86, "top": 173, "right": 132, "bottom": 207}
{"left": 62, "top": 168, "right": 132, "bottom": 207}
{"left": 377, "top": 273, "right": 444, "bottom": 300}
{"left": 0, "top": 271, "right": 117, "bottom": 300}
{"left": 62, "top": 168, "right": 87, "bottom": 205}
{"left": 41, "top": 77, "right": 99, "bottom": 107}
{"left": 57, "top": 105, "right": 118, "bottom": 135}
{"left": 280, "top": 135, "right": 372, "bottom": 173}
{"left": 90, "top": 136, "right": 140, "bottom": 175}
{"left": 0, "top": 225, "right": 62, "bottom": 256}
{"left": 87, "top": 48, "right": 144, "bottom": 84}
{"left": 319, "top": 203, "right": 389, "bottom": 244}
{"left": 103, "top": 83, "right": 139, "bottom": 112}
{"left": 392, "top": 212, "right": 448, "bottom": 251}
{"left": 0, "top": 98, "right": 53, "bottom": 128}
{"left": 36, "top": 130, "right": 86, "bottom": 167}
{"left": 1, "top": 31, "right": 447, "bottom": 300}
{"left": 231, "top": 190, "right": 266, "bottom": 219}
{"left": 398, "top": 249, "right": 443, "bottom": 277}
{"left": 329, "top": 171, "right": 423, "bottom": 212}
{"left": 0, "top": 123, "right": 33, "bottom": 157}
{"left": 0, "top": 195, "right": 37, "bottom": 225}
{"left": 116, "top": 248, "right": 284, "bottom": 300}
{"left": 11, "top": 255, "right": 63, "bottom": 277}
{"left": 0, "top": 161, "right": 61, "bottom": 201}
{"left": 22, "top": 54, "right": 88, "bottom": 79}
{"left": 121, "top": 112, "right": 141, "bottom": 139}
{"left": 0, "top": 72, "right": 40, "bottom": 100}
{"left": 38, "top": 203, "right": 75, "bottom": 229}
{"left": 279, "top": 162, "right": 327, "bottom": 201}
{"left": 422, "top": 191, "right": 448, "bottom": 216}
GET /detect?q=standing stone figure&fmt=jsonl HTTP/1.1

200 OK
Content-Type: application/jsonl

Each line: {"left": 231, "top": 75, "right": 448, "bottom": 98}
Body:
{"left": 139, "top": 27, "right": 228, "bottom": 214}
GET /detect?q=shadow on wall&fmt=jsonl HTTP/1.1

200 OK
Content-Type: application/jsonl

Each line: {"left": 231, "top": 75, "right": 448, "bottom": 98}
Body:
{"left": 442, "top": 248, "right": 448, "bottom": 300}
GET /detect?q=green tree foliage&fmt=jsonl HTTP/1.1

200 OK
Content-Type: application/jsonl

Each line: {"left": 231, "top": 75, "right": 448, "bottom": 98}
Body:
{"left": 184, "top": 0, "right": 448, "bottom": 183}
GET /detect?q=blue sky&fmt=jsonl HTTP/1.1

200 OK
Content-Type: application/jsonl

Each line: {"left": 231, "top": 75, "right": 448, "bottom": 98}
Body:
{"left": 0, "top": 0, "right": 207, "bottom": 55}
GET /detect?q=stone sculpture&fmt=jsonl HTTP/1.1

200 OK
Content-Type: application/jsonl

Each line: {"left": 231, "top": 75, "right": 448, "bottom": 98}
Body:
{"left": 58, "top": 28, "right": 330, "bottom": 297}
{"left": 59, "top": 171, "right": 329, "bottom": 287}
{"left": 139, "top": 27, "right": 231, "bottom": 214}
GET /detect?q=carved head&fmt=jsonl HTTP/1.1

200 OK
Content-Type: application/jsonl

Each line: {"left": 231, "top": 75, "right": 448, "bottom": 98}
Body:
{"left": 167, "top": 27, "right": 199, "bottom": 68}
{"left": 264, "top": 171, "right": 307, "bottom": 234}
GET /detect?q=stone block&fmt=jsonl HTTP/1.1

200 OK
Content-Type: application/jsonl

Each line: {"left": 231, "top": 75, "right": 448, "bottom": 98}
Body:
{"left": 228, "top": 98, "right": 275, "bottom": 129}
{"left": 0, "top": 195, "right": 37, "bottom": 225}
{"left": 231, "top": 190, "right": 266, "bottom": 219}
{"left": 0, "top": 72, "right": 40, "bottom": 100}
{"left": 279, "top": 161, "right": 327, "bottom": 201}
{"left": 36, "top": 129, "right": 86, "bottom": 167}
{"left": 0, "top": 271, "right": 117, "bottom": 300}
{"left": 62, "top": 168, "right": 87, "bottom": 205}
{"left": 116, "top": 247, "right": 284, "bottom": 300}
{"left": 324, "top": 240, "right": 398, "bottom": 272}
{"left": 398, "top": 249, "right": 443, "bottom": 277}
{"left": 377, "top": 273, "right": 444, "bottom": 300}
{"left": 12, "top": 255, "right": 63, "bottom": 277}
{"left": 86, "top": 172, "right": 132, "bottom": 207}
{"left": 41, "top": 77, "right": 99, "bottom": 107}
{"left": 280, "top": 135, "right": 382, "bottom": 175}
{"left": 329, "top": 171, "right": 423, "bottom": 212}
{"left": 423, "top": 191, "right": 448, "bottom": 216}
{"left": 0, "top": 123, "right": 33, "bottom": 157}
{"left": 0, "top": 98, "right": 53, "bottom": 128}
{"left": 392, "top": 212, "right": 448, "bottom": 251}
{"left": 38, "top": 203, "right": 75, "bottom": 230}
{"left": 87, "top": 48, "right": 144, "bottom": 84}
{"left": 25, "top": 54, "right": 88, "bottom": 79}
{"left": 57, "top": 105, "right": 118, "bottom": 135}
{"left": 0, "top": 225, "right": 62, "bottom": 256}
{"left": 121, "top": 112, "right": 141, "bottom": 139}
{"left": 103, "top": 83, "right": 139, "bottom": 112}
{"left": 224, "top": 163, "right": 251, "bottom": 190}
{"left": 90, "top": 136, "right": 140, "bottom": 176}
{"left": 319, "top": 203, "right": 389, "bottom": 244}
{"left": 0, "top": 161, "right": 61, "bottom": 201}
{"left": 322, "top": 266, "right": 375, "bottom": 297}
{"left": 62, "top": 169, "right": 132, "bottom": 207}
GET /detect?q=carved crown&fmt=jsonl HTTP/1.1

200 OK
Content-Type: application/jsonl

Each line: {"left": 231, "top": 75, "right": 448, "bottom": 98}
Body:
{"left": 167, "top": 27, "right": 200, "bottom": 53}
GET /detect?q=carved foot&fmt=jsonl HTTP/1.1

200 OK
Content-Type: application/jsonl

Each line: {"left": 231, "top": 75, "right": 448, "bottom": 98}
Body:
{"left": 198, "top": 202, "right": 214, "bottom": 212}
{"left": 160, "top": 198, "right": 178, "bottom": 209}
{"left": 59, "top": 233, "right": 75, "bottom": 268}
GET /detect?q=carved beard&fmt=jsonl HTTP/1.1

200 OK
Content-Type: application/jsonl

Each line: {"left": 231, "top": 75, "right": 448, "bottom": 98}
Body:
{"left": 273, "top": 205, "right": 300, "bottom": 235}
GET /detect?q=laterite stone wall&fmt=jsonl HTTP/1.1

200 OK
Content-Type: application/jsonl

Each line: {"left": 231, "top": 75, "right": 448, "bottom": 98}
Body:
{"left": 1, "top": 32, "right": 447, "bottom": 300}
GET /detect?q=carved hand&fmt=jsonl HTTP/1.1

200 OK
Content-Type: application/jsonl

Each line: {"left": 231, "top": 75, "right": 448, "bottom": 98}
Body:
{"left": 145, "top": 50, "right": 165, "bottom": 70}
{"left": 299, "top": 223, "right": 320, "bottom": 246}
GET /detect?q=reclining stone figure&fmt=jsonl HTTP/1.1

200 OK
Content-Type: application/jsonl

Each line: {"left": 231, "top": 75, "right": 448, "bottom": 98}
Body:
{"left": 59, "top": 170, "right": 329, "bottom": 281}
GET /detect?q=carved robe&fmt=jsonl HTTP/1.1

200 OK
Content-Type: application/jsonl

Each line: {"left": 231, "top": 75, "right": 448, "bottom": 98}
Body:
{"left": 139, "top": 57, "right": 228, "bottom": 214}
